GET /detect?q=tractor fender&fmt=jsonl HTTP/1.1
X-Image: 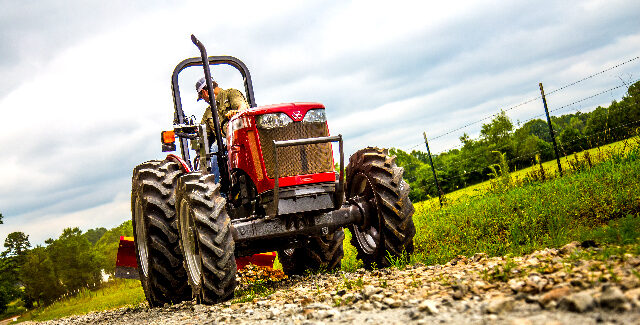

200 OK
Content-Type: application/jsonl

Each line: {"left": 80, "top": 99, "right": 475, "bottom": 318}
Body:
{"left": 166, "top": 154, "right": 191, "bottom": 173}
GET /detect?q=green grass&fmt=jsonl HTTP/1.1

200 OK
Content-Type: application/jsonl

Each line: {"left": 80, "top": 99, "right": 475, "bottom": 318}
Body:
{"left": 341, "top": 229, "right": 363, "bottom": 272}
{"left": 410, "top": 141, "right": 640, "bottom": 265}
{"left": 417, "top": 136, "right": 640, "bottom": 211}
{"left": 16, "top": 279, "right": 145, "bottom": 323}
{"left": 580, "top": 214, "right": 640, "bottom": 247}
{"left": 233, "top": 281, "right": 275, "bottom": 304}
{"left": 273, "top": 253, "right": 283, "bottom": 270}
{"left": 0, "top": 299, "right": 27, "bottom": 321}
{"left": 340, "top": 137, "right": 640, "bottom": 271}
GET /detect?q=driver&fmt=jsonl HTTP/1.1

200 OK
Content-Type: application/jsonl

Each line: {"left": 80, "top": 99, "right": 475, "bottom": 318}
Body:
{"left": 196, "top": 77, "right": 249, "bottom": 182}
{"left": 196, "top": 77, "right": 249, "bottom": 142}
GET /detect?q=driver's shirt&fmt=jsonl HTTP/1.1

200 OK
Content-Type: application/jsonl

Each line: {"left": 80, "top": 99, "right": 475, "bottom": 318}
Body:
{"left": 201, "top": 88, "right": 249, "bottom": 139}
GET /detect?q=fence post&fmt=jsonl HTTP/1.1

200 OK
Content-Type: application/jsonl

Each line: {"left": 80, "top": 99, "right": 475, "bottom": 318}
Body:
{"left": 423, "top": 132, "right": 444, "bottom": 207}
{"left": 539, "top": 83, "right": 564, "bottom": 177}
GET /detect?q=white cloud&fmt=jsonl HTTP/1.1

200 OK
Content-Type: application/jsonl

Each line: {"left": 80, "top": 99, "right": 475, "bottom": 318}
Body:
{"left": 1, "top": 190, "right": 130, "bottom": 245}
{"left": 1, "top": 0, "right": 640, "bottom": 244}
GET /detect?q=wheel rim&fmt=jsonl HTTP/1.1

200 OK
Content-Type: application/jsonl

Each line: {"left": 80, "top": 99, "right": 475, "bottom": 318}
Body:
{"left": 351, "top": 173, "right": 380, "bottom": 255}
{"left": 134, "top": 197, "right": 149, "bottom": 277}
{"left": 180, "top": 198, "right": 202, "bottom": 286}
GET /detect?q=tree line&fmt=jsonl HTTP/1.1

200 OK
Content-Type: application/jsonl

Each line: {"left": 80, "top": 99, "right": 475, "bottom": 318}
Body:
{"left": 392, "top": 80, "right": 640, "bottom": 202}
{"left": 0, "top": 219, "right": 133, "bottom": 312}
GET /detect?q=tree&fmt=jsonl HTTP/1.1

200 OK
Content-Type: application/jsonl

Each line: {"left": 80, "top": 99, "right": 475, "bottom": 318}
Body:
{"left": 0, "top": 259, "right": 21, "bottom": 313}
{"left": 83, "top": 227, "right": 107, "bottom": 246}
{"left": 481, "top": 110, "right": 514, "bottom": 144}
{"left": 3, "top": 232, "right": 31, "bottom": 260}
{"left": 513, "top": 134, "right": 552, "bottom": 167}
{"left": 519, "top": 119, "right": 552, "bottom": 142}
{"left": 1, "top": 232, "right": 31, "bottom": 280}
{"left": 20, "top": 246, "right": 63, "bottom": 306}
{"left": 390, "top": 148, "right": 425, "bottom": 185}
{"left": 94, "top": 220, "right": 133, "bottom": 274}
{"left": 559, "top": 126, "right": 584, "bottom": 154}
{"left": 452, "top": 136, "right": 489, "bottom": 187}
{"left": 480, "top": 110, "right": 515, "bottom": 161}
{"left": 626, "top": 80, "right": 640, "bottom": 115}
{"left": 47, "top": 228, "right": 102, "bottom": 293}
{"left": 585, "top": 106, "right": 610, "bottom": 146}
{"left": 0, "top": 232, "right": 30, "bottom": 312}
{"left": 0, "top": 212, "right": 3, "bottom": 224}
{"left": 620, "top": 81, "right": 640, "bottom": 131}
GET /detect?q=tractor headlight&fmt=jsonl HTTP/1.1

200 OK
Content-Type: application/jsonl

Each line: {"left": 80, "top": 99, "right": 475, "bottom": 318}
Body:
{"left": 256, "top": 113, "right": 293, "bottom": 129}
{"left": 303, "top": 109, "right": 326, "bottom": 123}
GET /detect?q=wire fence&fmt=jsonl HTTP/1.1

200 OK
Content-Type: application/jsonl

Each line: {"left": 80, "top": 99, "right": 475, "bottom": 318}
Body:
{"left": 512, "top": 78, "right": 640, "bottom": 127}
{"left": 417, "top": 56, "right": 639, "bottom": 145}
{"left": 420, "top": 116, "right": 640, "bottom": 189}
{"left": 397, "top": 56, "right": 640, "bottom": 200}
{"left": 545, "top": 56, "right": 640, "bottom": 96}
{"left": 405, "top": 58, "right": 639, "bottom": 152}
{"left": 428, "top": 96, "right": 542, "bottom": 142}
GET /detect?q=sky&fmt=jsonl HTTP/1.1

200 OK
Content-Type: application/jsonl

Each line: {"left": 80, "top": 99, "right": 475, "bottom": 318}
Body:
{"left": 1, "top": 0, "right": 640, "bottom": 245}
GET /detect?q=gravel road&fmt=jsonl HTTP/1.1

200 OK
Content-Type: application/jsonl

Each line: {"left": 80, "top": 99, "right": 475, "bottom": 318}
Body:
{"left": 24, "top": 242, "right": 640, "bottom": 324}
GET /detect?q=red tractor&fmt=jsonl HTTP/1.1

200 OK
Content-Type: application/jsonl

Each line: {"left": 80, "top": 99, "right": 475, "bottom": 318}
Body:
{"left": 122, "top": 35, "right": 415, "bottom": 306}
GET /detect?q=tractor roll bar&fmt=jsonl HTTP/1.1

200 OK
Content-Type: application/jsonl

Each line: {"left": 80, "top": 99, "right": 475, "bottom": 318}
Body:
{"left": 170, "top": 53, "right": 257, "bottom": 170}
{"left": 171, "top": 55, "right": 257, "bottom": 124}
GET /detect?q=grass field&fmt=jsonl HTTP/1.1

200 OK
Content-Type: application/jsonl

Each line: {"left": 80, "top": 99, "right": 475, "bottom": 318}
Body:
{"left": 408, "top": 137, "right": 640, "bottom": 265}
{"left": 416, "top": 136, "right": 640, "bottom": 212}
{"left": 16, "top": 279, "right": 145, "bottom": 323}
{"left": 339, "top": 136, "right": 640, "bottom": 270}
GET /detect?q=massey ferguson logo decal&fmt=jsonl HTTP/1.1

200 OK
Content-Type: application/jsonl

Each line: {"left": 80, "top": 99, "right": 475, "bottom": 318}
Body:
{"left": 291, "top": 110, "right": 303, "bottom": 120}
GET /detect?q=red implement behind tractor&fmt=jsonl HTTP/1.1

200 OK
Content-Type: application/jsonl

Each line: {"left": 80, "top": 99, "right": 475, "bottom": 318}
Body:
{"left": 116, "top": 237, "right": 275, "bottom": 279}
{"left": 117, "top": 35, "right": 415, "bottom": 306}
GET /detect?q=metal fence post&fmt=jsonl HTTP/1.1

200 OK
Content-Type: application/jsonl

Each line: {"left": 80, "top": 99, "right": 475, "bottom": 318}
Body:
{"left": 539, "top": 83, "right": 564, "bottom": 177}
{"left": 423, "top": 132, "right": 444, "bottom": 207}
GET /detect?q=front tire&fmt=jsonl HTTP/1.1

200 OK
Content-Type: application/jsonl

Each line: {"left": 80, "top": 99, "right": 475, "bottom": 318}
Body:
{"left": 131, "top": 160, "right": 190, "bottom": 307}
{"left": 176, "top": 173, "right": 237, "bottom": 304}
{"left": 346, "top": 147, "right": 415, "bottom": 269}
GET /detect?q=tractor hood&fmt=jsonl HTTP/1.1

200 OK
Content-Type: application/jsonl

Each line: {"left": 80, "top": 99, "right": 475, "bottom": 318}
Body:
{"left": 240, "top": 102, "right": 326, "bottom": 121}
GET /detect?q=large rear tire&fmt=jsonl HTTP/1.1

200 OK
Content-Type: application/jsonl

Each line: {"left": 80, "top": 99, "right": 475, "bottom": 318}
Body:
{"left": 346, "top": 147, "right": 415, "bottom": 269}
{"left": 131, "top": 160, "right": 191, "bottom": 307}
{"left": 176, "top": 173, "right": 237, "bottom": 304}
{"left": 278, "top": 229, "right": 345, "bottom": 275}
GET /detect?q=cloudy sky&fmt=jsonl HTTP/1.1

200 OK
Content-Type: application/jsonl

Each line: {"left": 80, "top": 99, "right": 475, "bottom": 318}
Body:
{"left": 1, "top": 0, "right": 639, "bottom": 245}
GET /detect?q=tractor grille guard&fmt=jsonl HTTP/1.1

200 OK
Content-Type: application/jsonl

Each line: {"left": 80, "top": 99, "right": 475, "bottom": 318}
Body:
{"left": 272, "top": 135, "right": 344, "bottom": 216}
{"left": 258, "top": 121, "right": 332, "bottom": 178}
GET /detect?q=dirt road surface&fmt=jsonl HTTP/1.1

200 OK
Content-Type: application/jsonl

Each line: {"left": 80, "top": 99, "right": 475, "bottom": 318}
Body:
{"left": 22, "top": 242, "right": 640, "bottom": 324}
{"left": 0, "top": 316, "right": 19, "bottom": 325}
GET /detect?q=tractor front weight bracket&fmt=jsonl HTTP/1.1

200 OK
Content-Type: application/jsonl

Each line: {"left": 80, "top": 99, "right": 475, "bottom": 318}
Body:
{"left": 231, "top": 198, "right": 368, "bottom": 247}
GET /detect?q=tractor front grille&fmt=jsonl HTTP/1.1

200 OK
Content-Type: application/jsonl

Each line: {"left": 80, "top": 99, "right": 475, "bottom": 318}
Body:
{"left": 257, "top": 121, "right": 333, "bottom": 178}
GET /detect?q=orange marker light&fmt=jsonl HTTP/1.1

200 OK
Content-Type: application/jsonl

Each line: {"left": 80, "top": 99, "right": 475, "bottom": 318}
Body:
{"left": 247, "top": 130, "right": 264, "bottom": 181}
{"left": 161, "top": 131, "right": 175, "bottom": 144}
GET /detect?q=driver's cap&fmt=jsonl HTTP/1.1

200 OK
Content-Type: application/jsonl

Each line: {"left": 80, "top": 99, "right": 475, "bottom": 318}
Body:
{"left": 196, "top": 77, "right": 216, "bottom": 101}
